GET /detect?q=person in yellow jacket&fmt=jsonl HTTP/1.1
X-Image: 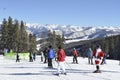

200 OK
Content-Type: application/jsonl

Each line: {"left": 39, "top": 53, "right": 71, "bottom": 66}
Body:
{"left": 72, "top": 48, "right": 78, "bottom": 64}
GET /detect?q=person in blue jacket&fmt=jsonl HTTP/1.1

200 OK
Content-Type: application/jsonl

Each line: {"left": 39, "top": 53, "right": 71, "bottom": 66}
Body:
{"left": 47, "top": 45, "right": 55, "bottom": 68}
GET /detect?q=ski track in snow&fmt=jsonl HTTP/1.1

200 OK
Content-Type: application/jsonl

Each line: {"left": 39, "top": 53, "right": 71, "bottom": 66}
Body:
{"left": 0, "top": 55, "right": 120, "bottom": 80}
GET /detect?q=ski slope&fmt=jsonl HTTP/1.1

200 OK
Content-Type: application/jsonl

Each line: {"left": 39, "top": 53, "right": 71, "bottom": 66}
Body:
{"left": 0, "top": 55, "right": 120, "bottom": 80}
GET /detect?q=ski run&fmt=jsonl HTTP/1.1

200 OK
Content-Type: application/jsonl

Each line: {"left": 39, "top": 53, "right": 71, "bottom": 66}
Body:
{"left": 0, "top": 55, "right": 120, "bottom": 80}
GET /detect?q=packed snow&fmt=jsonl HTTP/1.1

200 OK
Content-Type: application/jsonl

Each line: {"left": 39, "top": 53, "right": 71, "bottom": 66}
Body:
{"left": 0, "top": 55, "right": 120, "bottom": 80}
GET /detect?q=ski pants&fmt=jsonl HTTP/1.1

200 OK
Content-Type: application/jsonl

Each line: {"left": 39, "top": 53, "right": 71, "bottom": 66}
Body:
{"left": 57, "top": 61, "right": 66, "bottom": 74}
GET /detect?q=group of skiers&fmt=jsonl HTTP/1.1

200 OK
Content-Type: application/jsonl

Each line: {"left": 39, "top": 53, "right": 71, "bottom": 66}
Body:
{"left": 41, "top": 45, "right": 66, "bottom": 75}
{"left": 16, "top": 52, "right": 36, "bottom": 62}
{"left": 15, "top": 44, "right": 109, "bottom": 74}
{"left": 40, "top": 44, "right": 109, "bottom": 74}
{"left": 86, "top": 45, "right": 109, "bottom": 73}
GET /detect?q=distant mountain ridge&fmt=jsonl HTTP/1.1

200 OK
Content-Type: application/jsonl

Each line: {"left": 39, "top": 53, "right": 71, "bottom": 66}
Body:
{"left": 26, "top": 23, "right": 120, "bottom": 41}
{"left": 1, "top": 23, "right": 120, "bottom": 42}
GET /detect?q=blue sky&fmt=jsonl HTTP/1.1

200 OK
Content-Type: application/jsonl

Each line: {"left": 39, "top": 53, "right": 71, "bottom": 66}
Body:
{"left": 0, "top": 0, "right": 120, "bottom": 26}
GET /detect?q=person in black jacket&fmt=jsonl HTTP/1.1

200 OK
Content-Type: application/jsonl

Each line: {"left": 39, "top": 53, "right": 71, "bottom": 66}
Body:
{"left": 16, "top": 53, "right": 20, "bottom": 62}
{"left": 43, "top": 47, "right": 48, "bottom": 63}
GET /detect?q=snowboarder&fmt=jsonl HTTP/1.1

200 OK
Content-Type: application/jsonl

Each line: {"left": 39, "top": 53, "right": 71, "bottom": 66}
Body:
{"left": 87, "top": 48, "right": 93, "bottom": 65}
{"left": 47, "top": 45, "right": 55, "bottom": 68}
{"left": 72, "top": 48, "right": 78, "bottom": 64}
{"left": 93, "top": 45, "right": 104, "bottom": 73}
{"left": 56, "top": 46, "right": 66, "bottom": 76}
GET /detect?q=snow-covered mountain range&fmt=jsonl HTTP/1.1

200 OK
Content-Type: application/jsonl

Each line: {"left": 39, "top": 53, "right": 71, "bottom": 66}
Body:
{"left": 1, "top": 23, "right": 120, "bottom": 43}
{"left": 26, "top": 23, "right": 120, "bottom": 41}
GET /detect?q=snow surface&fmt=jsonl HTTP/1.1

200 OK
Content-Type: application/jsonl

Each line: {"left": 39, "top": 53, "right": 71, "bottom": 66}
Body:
{"left": 0, "top": 55, "right": 120, "bottom": 80}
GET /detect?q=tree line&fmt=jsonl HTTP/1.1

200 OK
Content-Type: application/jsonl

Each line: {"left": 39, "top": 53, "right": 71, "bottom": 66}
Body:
{"left": 38, "top": 30, "right": 65, "bottom": 52}
{"left": 65, "top": 34, "right": 120, "bottom": 60}
{"left": 0, "top": 16, "right": 37, "bottom": 53}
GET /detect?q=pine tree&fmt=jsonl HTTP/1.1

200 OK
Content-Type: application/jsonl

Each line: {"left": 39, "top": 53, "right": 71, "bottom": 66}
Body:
{"left": 40, "top": 31, "right": 47, "bottom": 50}
{"left": 1, "top": 18, "right": 8, "bottom": 48}
{"left": 32, "top": 34, "right": 37, "bottom": 53}
{"left": 7, "top": 16, "right": 14, "bottom": 50}
{"left": 13, "top": 19, "right": 20, "bottom": 52}
{"left": 19, "top": 21, "right": 29, "bottom": 52}
{"left": 52, "top": 31, "right": 57, "bottom": 50}
{"left": 48, "top": 30, "right": 53, "bottom": 46}
{"left": 47, "top": 30, "right": 65, "bottom": 50}
{"left": 29, "top": 34, "right": 37, "bottom": 53}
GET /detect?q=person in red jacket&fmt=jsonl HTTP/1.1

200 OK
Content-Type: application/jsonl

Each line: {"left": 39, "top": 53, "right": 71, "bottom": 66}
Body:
{"left": 93, "top": 45, "right": 104, "bottom": 73}
{"left": 56, "top": 46, "right": 66, "bottom": 76}
{"left": 72, "top": 48, "right": 78, "bottom": 64}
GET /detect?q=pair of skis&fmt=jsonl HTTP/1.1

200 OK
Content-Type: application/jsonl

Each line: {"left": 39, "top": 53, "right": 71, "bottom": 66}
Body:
{"left": 53, "top": 72, "right": 67, "bottom": 76}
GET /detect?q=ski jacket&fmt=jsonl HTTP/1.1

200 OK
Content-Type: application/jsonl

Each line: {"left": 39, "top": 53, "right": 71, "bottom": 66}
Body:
{"left": 93, "top": 48, "right": 104, "bottom": 59}
{"left": 73, "top": 49, "right": 78, "bottom": 57}
{"left": 57, "top": 49, "right": 66, "bottom": 62}
{"left": 47, "top": 49, "right": 54, "bottom": 59}
{"left": 87, "top": 48, "right": 93, "bottom": 58}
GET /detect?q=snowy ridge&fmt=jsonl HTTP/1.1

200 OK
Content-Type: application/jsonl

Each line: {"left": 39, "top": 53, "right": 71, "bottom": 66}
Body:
{"left": 26, "top": 23, "right": 120, "bottom": 42}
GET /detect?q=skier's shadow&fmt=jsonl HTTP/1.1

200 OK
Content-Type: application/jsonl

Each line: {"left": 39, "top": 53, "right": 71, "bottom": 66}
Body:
{"left": 1, "top": 69, "right": 120, "bottom": 76}
{"left": 2, "top": 70, "right": 56, "bottom": 76}
{"left": 7, "top": 72, "right": 53, "bottom": 76}
{"left": 4, "top": 66, "right": 43, "bottom": 68}
{"left": 66, "top": 69, "right": 120, "bottom": 73}
{"left": 101, "top": 70, "right": 120, "bottom": 73}
{"left": 66, "top": 69, "right": 93, "bottom": 73}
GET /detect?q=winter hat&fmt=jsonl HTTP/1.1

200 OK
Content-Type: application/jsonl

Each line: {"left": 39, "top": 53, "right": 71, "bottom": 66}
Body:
{"left": 96, "top": 45, "right": 101, "bottom": 48}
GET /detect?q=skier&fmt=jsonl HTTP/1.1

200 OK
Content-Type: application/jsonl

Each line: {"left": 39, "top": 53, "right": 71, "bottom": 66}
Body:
{"left": 72, "top": 48, "right": 78, "bottom": 64}
{"left": 40, "top": 51, "right": 44, "bottom": 62}
{"left": 43, "top": 47, "right": 48, "bottom": 63}
{"left": 87, "top": 48, "right": 93, "bottom": 65}
{"left": 29, "top": 52, "right": 33, "bottom": 62}
{"left": 33, "top": 53, "right": 36, "bottom": 61}
{"left": 56, "top": 46, "right": 66, "bottom": 76}
{"left": 101, "top": 52, "right": 106, "bottom": 65}
{"left": 47, "top": 45, "right": 55, "bottom": 68}
{"left": 93, "top": 45, "right": 104, "bottom": 73}
{"left": 16, "top": 53, "right": 20, "bottom": 62}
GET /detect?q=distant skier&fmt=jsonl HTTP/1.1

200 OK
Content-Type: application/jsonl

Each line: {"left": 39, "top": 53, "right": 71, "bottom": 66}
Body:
{"left": 16, "top": 53, "right": 20, "bottom": 62}
{"left": 43, "top": 47, "right": 48, "bottom": 63}
{"left": 47, "top": 45, "right": 55, "bottom": 68}
{"left": 40, "top": 51, "right": 44, "bottom": 62}
{"left": 33, "top": 53, "right": 36, "bottom": 61}
{"left": 29, "top": 53, "right": 33, "bottom": 62}
{"left": 87, "top": 48, "right": 93, "bottom": 65}
{"left": 93, "top": 45, "right": 104, "bottom": 73}
{"left": 56, "top": 46, "right": 66, "bottom": 76}
{"left": 72, "top": 48, "right": 78, "bottom": 64}
{"left": 100, "top": 52, "right": 106, "bottom": 65}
